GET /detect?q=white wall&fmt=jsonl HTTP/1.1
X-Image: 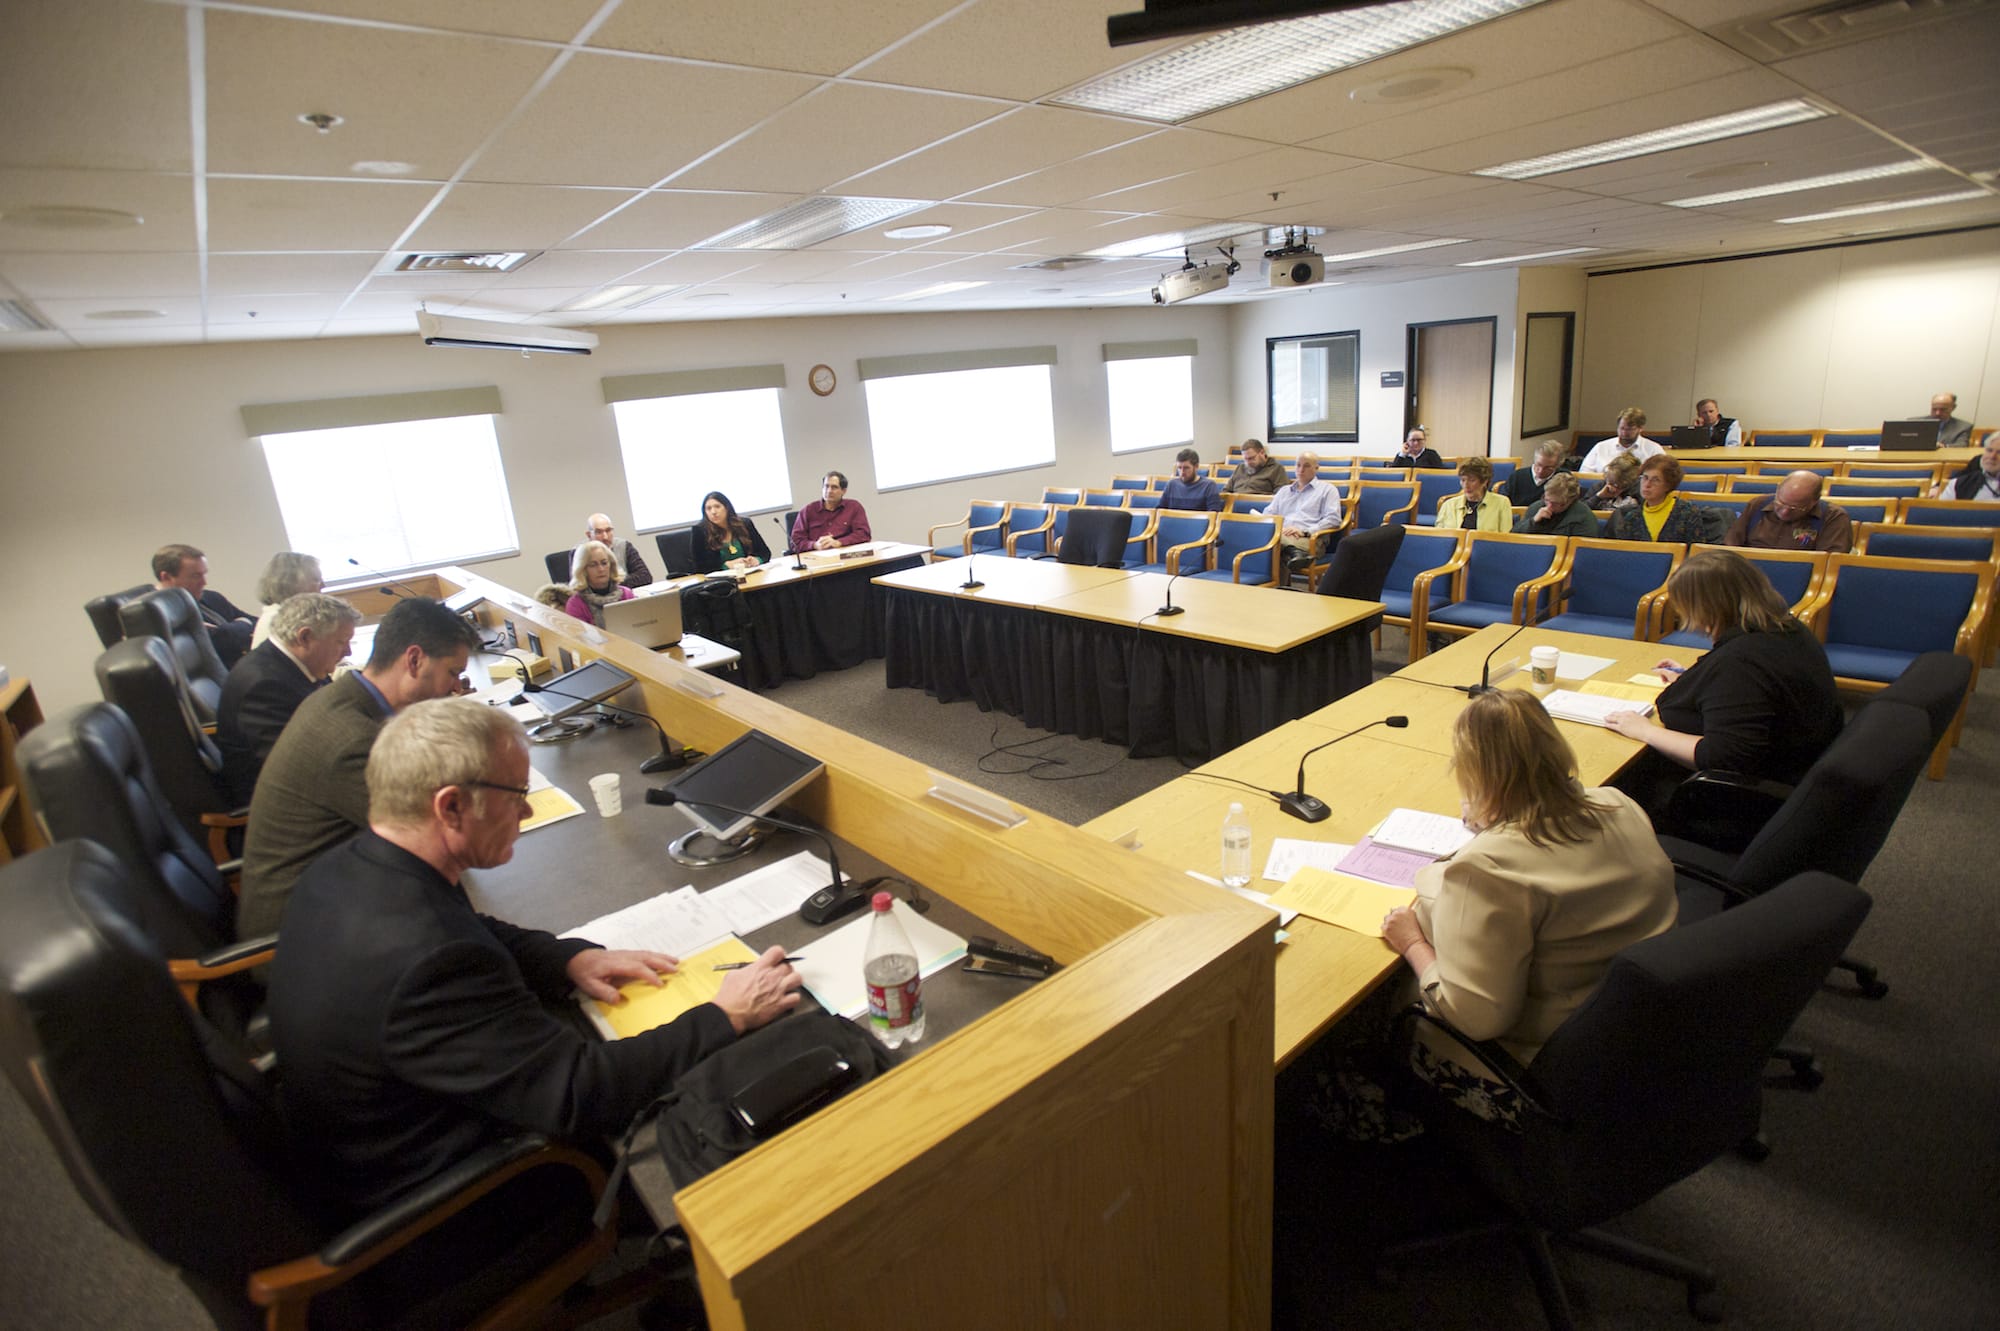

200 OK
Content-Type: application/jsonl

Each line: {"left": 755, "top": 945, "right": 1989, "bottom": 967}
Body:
{"left": 0, "top": 303, "right": 1231, "bottom": 712}
{"left": 1578, "top": 228, "right": 2000, "bottom": 434}
{"left": 1225, "top": 269, "right": 1520, "bottom": 461}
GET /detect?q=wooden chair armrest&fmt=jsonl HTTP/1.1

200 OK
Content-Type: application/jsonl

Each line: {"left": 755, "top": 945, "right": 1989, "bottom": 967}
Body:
{"left": 1231, "top": 525, "right": 1281, "bottom": 584}
{"left": 202, "top": 810, "right": 249, "bottom": 871}
{"left": 1384, "top": 496, "right": 1418, "bottom": 524}
{"left": 1405, "top": 552, "right": 1466, "bottom": 658}
{"left": 1163, "top": 538, "right": 1211, "bottom": 576}
{"left": 168, "top": 938, "right": 276, "bottom": 1010}
{"left": 924, "top": 516, "right": 968, "bottom": 550}
{"left": 1004, "top": 510, "right": 1057, "bottom": 557}
{"left": 1513, "top": 562, "right": 1570, "bottom": 624}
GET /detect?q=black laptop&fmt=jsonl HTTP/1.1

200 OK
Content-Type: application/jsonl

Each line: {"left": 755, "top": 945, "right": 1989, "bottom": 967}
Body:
{"left": 1880, "top": 419, "right": 1939, "bottom": 451}
{"left": 1667, "top": 426, "right": 1711, "bottom": 450}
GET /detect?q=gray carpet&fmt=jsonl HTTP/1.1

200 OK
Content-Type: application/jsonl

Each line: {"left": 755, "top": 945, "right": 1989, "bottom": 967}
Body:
{"left": 4, "top": 636, "right": 1996, "bottom": 1328}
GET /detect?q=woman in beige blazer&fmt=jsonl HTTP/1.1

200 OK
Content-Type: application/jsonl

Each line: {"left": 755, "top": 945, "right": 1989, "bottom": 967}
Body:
{"left": 1382, "top": 691, "right": 1677, "bottom": 1116}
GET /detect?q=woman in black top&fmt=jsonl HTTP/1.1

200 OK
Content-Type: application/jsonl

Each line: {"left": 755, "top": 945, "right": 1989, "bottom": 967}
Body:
{"left": 691, "top": 491, "right": 772, "bottom": 574}
{"left": 1605, "top": 549, "right": 1841, "bottom": 800}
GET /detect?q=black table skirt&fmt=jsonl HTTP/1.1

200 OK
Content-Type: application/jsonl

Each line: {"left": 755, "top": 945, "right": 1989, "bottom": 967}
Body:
{"left": 739, "top": 553, "right": 926, "bottom": 690}
{"left": 882, "top": 587, "right": 1378, "bottom": 762}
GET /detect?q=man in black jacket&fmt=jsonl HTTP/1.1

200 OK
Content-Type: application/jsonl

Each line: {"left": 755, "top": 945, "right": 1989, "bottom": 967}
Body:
{"left": 270, "top": 698, "right": 802, "bottom": 1214}
{"left": 215, "top": 591, "right": 360, "bottom": 803}
{"left": 153, "top": 542, "right": 256, "bottom": 666}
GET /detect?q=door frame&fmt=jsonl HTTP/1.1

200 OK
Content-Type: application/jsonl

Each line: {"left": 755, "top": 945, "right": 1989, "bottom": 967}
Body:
{"left": 1404, "top": 316, "right": 1496, "bottom": 453}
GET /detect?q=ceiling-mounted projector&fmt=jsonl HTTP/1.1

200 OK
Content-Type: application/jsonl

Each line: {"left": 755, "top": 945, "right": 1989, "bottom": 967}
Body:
{"left": 1152, "top": 264, "right": 1231, "bottom": 305}
{"left": 416, "top": 311, "right": 599, "bottom": 355}
{"left": 1265, "top": 229, "right": 1324, "bottom": 289}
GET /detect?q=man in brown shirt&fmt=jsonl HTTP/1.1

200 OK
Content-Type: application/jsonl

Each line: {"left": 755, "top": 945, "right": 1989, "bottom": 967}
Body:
{"left": 1723, "top": 470, "right": 1853, "bottom": 553}
{"left": 1223, "top": 438, "right": 1287, "bottom": 494}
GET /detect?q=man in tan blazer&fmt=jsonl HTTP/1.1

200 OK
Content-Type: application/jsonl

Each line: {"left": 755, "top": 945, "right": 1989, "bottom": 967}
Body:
{"left": 236, "top": 597, "right": 480, "bottom": 938}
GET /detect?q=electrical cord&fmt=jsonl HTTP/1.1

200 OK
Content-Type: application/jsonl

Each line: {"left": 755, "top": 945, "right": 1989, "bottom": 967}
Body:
{"left": 974, "top": 722, "right": 1131, "bottom": 782}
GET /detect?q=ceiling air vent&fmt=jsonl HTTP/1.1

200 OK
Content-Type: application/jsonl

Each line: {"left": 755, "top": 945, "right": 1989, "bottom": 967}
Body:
{"left": 0, "top": 299, "right": 53, "bottom": 332}
{"left": 393, "top": 251, "right": 539, "bottom": 274}
{"left": 1712, "top": 0, "right": 1982, "bottom": 61}
{"left": 1013, "top": 256, "right": 1105, "bottom": 272}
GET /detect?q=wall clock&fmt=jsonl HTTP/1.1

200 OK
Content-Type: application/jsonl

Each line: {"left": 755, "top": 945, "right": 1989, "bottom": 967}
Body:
{"left": 809, "top": 364, "right": 837, "bottom": 396}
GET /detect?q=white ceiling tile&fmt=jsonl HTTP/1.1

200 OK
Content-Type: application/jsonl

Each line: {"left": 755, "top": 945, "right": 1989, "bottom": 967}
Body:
{"left": 246, "top": 1, "right": 609, "bottom": 42}
{"left": 203, "top": 11, "right": 557, "bottom": 178}
{"left": 467, "top": 52, "right": 820, "bottom": 189}
{"left": 405, "top": 183, "right": 643, "bottom": 250}
{"left": 1078, "top": 147, "right": 1365, "bottom": 214}
{"left": 964, "top": 129, "right": 1270, "bottom": 209}
{"left": 854, "top": 0, "right": 1180, "bottom": 102}
{"left": 674, "top": 83, "right": 1009, "bottom": 195}
{"left": 35, "top": 295, "right": 206, "bottom": 329}
{"left": 207, "top": 293, "right": 354, "bottom": 324}
{"left": 590, "top": 0, "right": 961, "bottom": 77}
{"left": 205, "top": 177, "right": 436, "bottom": 251}
{"left": 837, "top": 107, "right": 1151, "bottom": 200}
{"left": 562, "top": 190, "right": 801, "bottom": 250}
{"left": 0, "top": 0, "right": 192, "bottom": 172}
{"left": 476, "top": 250, "right": 679, "bottom": 288}
{"left": 0, "top": 250, "right": 201, "bottom": 298}
{"left": 205, "top": 321, "right": 336, "bottom": 342}
{"left": 0, "top": 170, "right": 197, "bottom": 252}
{"left": 207, "top": 252, "right": 383, "bottom": 293}
{"left": 808, "top": 202, "right": 1035, "bottom": 252}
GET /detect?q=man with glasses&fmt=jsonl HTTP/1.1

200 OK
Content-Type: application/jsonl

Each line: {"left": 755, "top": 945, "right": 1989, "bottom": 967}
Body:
{"left": 578, "top": 513, "right": 653, "bottom": 587}
{"left": 270, "top": 698, "right": 802, "bottom": 1216}
{"left": 1724, "top": 470, "right": 1853, "bottom": 553}
{"left": 792, "top": 469, "right": 873, "bottom": 550}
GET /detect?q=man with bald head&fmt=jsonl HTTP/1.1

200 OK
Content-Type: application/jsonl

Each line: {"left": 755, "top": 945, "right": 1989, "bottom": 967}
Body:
{"left": 1723, "top": 470, "right": 1853, "bottom": 553}
{"left": 577, "top": 513, "right": 653, "bottom": 587}
{"left": 1929, "top": 393, "right": 1972, "bottom": 449}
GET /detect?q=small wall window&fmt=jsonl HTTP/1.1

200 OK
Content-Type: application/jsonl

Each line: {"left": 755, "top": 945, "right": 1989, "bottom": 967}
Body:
{"left": 1267, "top": 330, "right": 1359, "bottom": 445}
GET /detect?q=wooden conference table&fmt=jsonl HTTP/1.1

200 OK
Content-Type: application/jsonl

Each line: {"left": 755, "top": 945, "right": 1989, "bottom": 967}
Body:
{"left": 1085, "top": 622, "right": 1706, "bottom": 1068}
{"left": 383, "top": 565, "right": 1279, "bottom": 1331}
{"left": 875, "top": 555, "right": 1383, "bottom": 762}
{"left": 1670, "top": 444, "right": 1979, "bottom": 468}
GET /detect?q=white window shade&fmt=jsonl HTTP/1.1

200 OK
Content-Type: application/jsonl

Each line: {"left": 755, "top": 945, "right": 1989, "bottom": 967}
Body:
{"left": 1106, "top": 356, "right": 1194, "bottom": 455}
{"left": 863, "top": 364, "right": 1056, "bottom": 490}
{"left": 611, "top": 388, "right": 793, "bottom": 531}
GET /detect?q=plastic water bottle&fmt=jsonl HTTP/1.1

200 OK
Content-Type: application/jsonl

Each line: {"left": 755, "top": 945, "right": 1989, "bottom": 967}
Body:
{"left": 1221, "top": 802, "right": 1253, "bottom": 890}
{"left": 863, "top": 892, "right": 925, "bottom": 1049}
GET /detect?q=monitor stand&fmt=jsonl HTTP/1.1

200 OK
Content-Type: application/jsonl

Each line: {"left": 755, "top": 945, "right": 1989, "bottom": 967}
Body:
{"left": 667, "top": 824, "right": 769, "bottom": 868}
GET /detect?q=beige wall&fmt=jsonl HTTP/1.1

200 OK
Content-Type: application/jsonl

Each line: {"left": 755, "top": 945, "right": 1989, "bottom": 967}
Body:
{"left": 1226, "top": 269, "right": 1520, "bottom": 460}
{"left": 0, "top": 303, "right": 1231, "bottom": 712}
{"left": 1513, "top": 265, "right": 1588, "bottom": 458}
{"left": 1579, "top": 228, "right": 2000, "bottom": 435}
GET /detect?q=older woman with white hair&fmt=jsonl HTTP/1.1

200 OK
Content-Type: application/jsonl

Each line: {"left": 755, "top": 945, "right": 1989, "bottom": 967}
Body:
{"left": 563, "top": 539, "right": 633, "bottom": 627}
{"left": 251, "top": 551, "right": 324, "bottom": 649}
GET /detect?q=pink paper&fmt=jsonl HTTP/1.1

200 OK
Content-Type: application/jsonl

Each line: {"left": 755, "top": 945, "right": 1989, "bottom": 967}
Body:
{"left": 1334, "top": 837, "right": 1435, "bottom": 889}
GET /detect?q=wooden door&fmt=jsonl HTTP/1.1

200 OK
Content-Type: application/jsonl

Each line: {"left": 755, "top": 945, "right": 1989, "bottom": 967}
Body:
{"left": 1408, "top": 318, "right": 1495, "bottom": 457}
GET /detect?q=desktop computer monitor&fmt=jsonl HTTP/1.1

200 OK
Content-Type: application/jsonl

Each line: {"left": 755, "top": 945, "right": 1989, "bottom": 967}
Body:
{"left": 527, "top": 659, "right": 635, "bottom": 723}
{"left": 659, "top": 729, "right": 825, "bottom": 842}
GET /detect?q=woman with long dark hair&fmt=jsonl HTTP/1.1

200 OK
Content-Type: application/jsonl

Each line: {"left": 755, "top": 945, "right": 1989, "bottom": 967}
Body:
{"left": 692, "top": 491, "right": 772, "bottom": 574}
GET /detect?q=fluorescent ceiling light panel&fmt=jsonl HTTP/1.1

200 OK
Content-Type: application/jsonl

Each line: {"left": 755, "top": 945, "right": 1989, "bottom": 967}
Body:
{"left": 695, "top": 196, "right": 932, "bottom": 251}
{"left": 1320, "top": 237, "right": 1467, "bottom": 262}
{"left": 1456, "top": 246, "right": 1598, "bottom": 266}
{"left": 1473, "top": 99, "right": 1829, "bottom": 180}
{"left": 1085, "top": 222, "right": 1310, "bottom": 259}
{"left": 563, "top": 284, "right": 686, "bottom": 312}
{"left": 1052, "top": 0, "right": 1546, "bottom": 123}
{"left": 1668, "top": 159, "right": 1932, "bottom": 207}
{"left": 1776, "top": 188, "right": 1989, "bottom": 224}
{"left": 884, "top": 281, "right": 988, "bottom": 301}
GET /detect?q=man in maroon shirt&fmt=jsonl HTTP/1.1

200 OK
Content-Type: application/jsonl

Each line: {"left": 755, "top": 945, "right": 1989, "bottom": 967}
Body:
{"left": 791, "top": 469, "right": 873, "bottom": 550}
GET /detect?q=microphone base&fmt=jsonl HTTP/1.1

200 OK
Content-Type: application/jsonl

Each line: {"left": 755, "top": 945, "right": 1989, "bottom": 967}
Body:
{"left": 667, "top": 826, "right": 766, "bottom": 868}
{"left": 1461, "top": 683, "right": 1496, "bottom": 696}
{"left": 959, "top": 579, "right": 985, "bottom": 590}
{"left": 1276, "top": 791, "right": 1331, "bottom": 823}
{"left": 1155, "top": 604, "right": 1186, "bottom": 617}
{"left": 639, "top": 746, "right": 701, "bottom": 775}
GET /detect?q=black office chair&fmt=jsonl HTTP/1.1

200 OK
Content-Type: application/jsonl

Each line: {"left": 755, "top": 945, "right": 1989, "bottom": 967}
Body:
{"left": 1872, "top": 649, "right": 1974, "bottom": 780}
{"left": 118, "top": 586, "right": 230, "bottom": 725}
{"left": 94, "top": 637, "right": 243, "bottom": 861}
{"left": 85, "top": 582, "right": 154, "bottom": 647}
{"left": 1316, "top": 522, "right": 1406, "bottom": 600}
{"left": 1382, "top": 871, "right": 1872, "bottom": 1331}
{"left": 1057, "top": 506, "right": 1134, "bottom": 568}
{"left": 654, "top": 527, "right": 697, "bottom": 577}
{"left": 0, "top": 839, "right": 657, "bottom": 1331}
{"left": 1659, "top": 698, "right": 1930, "bottom": 999}
{"left": 543, "top": 548, "right": 574, "bottom": 585}
{"left": 18, "top": 702, "right": 268, "bottom": 1032}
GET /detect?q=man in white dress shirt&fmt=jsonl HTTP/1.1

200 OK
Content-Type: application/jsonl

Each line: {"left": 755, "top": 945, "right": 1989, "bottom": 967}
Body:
{"left": 1266, "top": 452, "right": 1345, "bottom": 584}
{"left": 1579, "top": 407, "right": 1664, "bottom": 474}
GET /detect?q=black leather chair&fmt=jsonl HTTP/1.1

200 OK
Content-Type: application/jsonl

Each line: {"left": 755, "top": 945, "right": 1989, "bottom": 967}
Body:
{"left": 1872, "top": 649, "right": 1974, "bottom": 780}
{"left": 18, "top": 703, "right": 267, "bottom": 1030}
{"left": 85, "top": 582, "right": 154, "bottom": 647}
{"left": 94, "top": 637, "right": 243, "bottom": 860}
{"left": 654, "top": 527, "right": 697, "bottom": 577}
{"left": 1316, "top": 522, "right": 1406, "bottom": 600}
{"left": 1659, "top": 698, "right": 1930, "bottom": 998}
{"left": 1383, "top": 871, "right": 1872, "bottom": 1331}
{"left": 543, "top": 548, "right": 574, "bottom": 585}
{"left": 1057, "top": 506, "right": 1135, "bottom": 568}
{"left": 118, "top": 586, "right": 230, "bottom": 724}
{"left": 0, "top": 840, "right": 655, "bottom": 1331}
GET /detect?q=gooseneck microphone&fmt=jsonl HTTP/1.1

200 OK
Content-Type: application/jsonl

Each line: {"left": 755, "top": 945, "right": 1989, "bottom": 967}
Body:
{"left": 774, "top": 516, "right": 806, "bottom": 570}
{"left": 517, "top": 674, "right": 690, "bottom": 774}
{"left": 1276, "top": 716, "right": 1410, "bottom": 823}
{"left": 960, "top": 555, "right": 985, "bottom": 591}
{"left": 1156, "top": 568, "right": 1187, "bottom": 617}
{"left": 1462, "top": 623, "right": 1529, "bottom": 696}
{"left": 345, "top": 556, "right": 428, "bottom": 601}
{"left": 644, "top": 789, "right": 859, "bottom": 924}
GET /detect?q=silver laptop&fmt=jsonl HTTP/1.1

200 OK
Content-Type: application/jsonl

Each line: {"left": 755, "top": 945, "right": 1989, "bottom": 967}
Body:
{"left": 600, "top": 585, "right": 683, "bottom": 648}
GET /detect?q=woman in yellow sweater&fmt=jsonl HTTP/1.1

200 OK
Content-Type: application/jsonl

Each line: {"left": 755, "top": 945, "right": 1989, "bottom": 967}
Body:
{"left": 1608, "top": 454, "right": 1707, "bottom": 544}
{"left": 1433, "top": 455, "right": 1511, "bottom": 532}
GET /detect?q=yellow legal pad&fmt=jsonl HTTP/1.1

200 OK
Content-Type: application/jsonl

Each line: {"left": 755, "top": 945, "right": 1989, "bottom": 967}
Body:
{"left": 519, "top": 785, "right": 584, "bottom": 833}
{"left": 1267, "top": 866, "right": 1417, "bottom": 938}
{"left": 588, "top": 937, "right": 759, "bottom": 1039}
{"left": 1584, "top": 680, "right": 1666, "bottom": 703}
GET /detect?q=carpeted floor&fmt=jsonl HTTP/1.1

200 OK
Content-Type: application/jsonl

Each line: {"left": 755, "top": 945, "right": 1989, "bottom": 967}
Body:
{"left": 4, "top": 632, "right": 1995, "bottom": 1328}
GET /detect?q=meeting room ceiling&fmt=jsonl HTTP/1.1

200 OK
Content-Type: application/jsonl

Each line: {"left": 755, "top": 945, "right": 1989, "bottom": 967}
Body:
{"left": 2, "top": 0, "right": 1997, "bottom": 350}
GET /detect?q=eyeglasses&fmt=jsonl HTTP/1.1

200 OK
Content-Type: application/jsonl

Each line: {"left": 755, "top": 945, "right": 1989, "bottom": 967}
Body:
{"left": 466, "top": 779, "right": 531, "bottom": 799}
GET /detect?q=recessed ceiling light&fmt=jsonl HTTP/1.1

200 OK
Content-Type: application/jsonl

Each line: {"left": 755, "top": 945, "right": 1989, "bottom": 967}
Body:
{"left": 351, "top": 160, "right": 416, "bottom": 176}
{"left": 685, "top": 291, "right": 733, "bottom": 301}
{"left": 695, "top": 196, "right": 932, "bottom": 251}
{"left": 884, "top": 281, "right": 987, "bottom": 301}
{"left": 1456, "top": 247, "right": 1598, "bottom": 266}
{"left": 1349, "top": 66, "right": 1473, "bottom": 104}
{"left": 1776, "top": 189, "right": 1990, "bottom": 224}
{"left": 1320, "top": 238, "right": 1467, "bottom": 263}
{"left": 884, "top": 223, "right": 952, "bottom": 239}
{"left": 1667, "top": 159, "right": 1933, "bottom": 207}
{"left": 0, "top": 205, "right": 143, "bottom": 231}
{"left": 84, "top": 308, "right": 167, "bottom": 320}
{"left": 298, "top": 112, "right": 343, "bottom": 133}
{"left": 563, "top": 284, "right": 685, "bottom": 312}
{"left": 1052, "top": 0, "right": 1545, "bottom": 123}
{"left": 1473, "top": 99, "right": 1829, "bottom": 180}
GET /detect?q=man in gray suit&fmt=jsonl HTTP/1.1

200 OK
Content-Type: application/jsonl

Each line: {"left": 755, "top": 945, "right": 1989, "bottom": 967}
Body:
{"left": 237, "top": 597, "right": 480, "bottom": 937}
{"left": 1930, "top": 392, "right": 1973, "bottom": 449}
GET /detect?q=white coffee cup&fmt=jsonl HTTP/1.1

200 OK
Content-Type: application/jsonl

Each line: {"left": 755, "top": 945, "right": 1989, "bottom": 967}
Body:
{"left": 588, "top": 772, "right": 621, "bottom": 817}
{"left": 1529, "top": 645, "right": 1560, "bottom": 695}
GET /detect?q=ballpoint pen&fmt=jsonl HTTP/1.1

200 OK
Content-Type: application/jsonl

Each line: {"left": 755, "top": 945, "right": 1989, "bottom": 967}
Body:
{"left": 711, "top": 957, "right": 804, "bottom": 970}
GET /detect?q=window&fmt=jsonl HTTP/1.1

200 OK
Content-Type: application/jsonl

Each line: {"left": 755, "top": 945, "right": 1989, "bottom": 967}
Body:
{"left": 1104, "top": 339, "right": 1195, "bottom": 455}
{"left": 609, "top": 388, "right": 792, "bottom": 531}
{"left": 252, "top": 396, "right": 519, "bottom": 575}
{"left": 858, "top": 346, "right": 1057, "bottom": 490}
{"left": 1267, "top": 330, "right": 1360, "bottom": 445}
